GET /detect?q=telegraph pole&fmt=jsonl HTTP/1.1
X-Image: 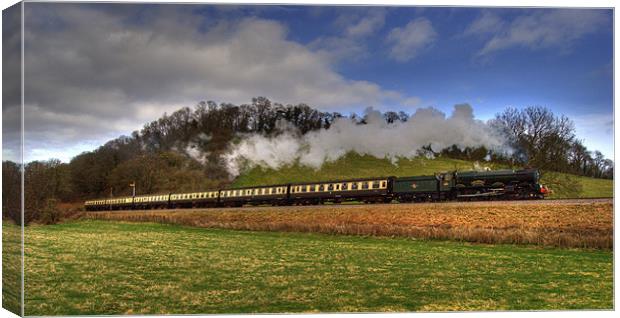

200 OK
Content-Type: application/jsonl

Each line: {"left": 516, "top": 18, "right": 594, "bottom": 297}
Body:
{"left": 130, "top": 182, "right": 136, "bottom": 197}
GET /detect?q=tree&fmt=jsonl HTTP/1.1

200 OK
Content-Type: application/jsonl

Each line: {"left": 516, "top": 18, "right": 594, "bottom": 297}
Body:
{"left": 2, "top": 161, "right": 21, "bottom": 224}
{"left": 493, "top": 106, "right": 575, "bottom": 171}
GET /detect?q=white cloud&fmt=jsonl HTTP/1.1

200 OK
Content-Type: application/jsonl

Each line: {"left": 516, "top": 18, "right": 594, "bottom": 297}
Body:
{"left": 386, "top": 17, "right": 437, "bottom": 62}
{"left": 309, "top": 8, "right": 386, "bottom": 62}
{"left": 20, "top": 4, "right": 419, "bottom": 162}
{"left": 463, "top": 11, "right": 504, "bottom": 36}
{"left": 467, "top": 9, "right": 609, "bottom": 56}
{"left": 345, "top": 9, "right": 386, "bottom": 38}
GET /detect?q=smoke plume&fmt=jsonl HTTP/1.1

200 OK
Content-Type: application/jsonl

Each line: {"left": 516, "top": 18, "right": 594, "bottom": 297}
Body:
{"left": 223, "top": 104, "right": 506, "bottom": 176}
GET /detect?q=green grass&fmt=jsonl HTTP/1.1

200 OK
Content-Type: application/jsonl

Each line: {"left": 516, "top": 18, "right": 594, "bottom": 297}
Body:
{"left": 541, "top": 172, "right": 613, "bottom": 199}
{"left": 2, "top": 221, "right": 22, "bottom": 316}
{"left": 23, "top": 220, "right": 612, "bottom": 315}
{"left": 233, "top": 153, "right": 612, "bottom": 198}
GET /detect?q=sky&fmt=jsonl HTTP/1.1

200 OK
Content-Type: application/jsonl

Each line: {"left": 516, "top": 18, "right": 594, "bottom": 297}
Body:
{"left": 1, "top": 3, "right": 614, "bottom": 162}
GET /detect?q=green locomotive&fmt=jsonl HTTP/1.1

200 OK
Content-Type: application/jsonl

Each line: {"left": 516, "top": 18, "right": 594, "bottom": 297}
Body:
{"left": 391, "top": 168, "right": 547, "bottom": 202}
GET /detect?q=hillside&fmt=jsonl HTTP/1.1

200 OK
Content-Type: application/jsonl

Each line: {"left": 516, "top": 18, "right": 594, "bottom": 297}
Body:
{"left": 232, "top": 153, "right": 612, "bottom": 199}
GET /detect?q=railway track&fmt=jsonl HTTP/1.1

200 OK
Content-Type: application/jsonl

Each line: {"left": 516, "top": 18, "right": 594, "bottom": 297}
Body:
{"left": 94, "top": 197, "right": 612, "bottom": 213}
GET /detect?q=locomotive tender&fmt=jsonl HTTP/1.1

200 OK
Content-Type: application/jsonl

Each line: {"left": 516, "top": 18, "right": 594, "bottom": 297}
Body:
{"left": 85, "top": 168, "right": 548, "bottom": 211}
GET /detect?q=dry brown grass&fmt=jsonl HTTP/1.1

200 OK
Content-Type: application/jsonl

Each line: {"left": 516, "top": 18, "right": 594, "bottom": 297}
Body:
{"left": 85, "top": 200, "right": 613, "bottom": 249}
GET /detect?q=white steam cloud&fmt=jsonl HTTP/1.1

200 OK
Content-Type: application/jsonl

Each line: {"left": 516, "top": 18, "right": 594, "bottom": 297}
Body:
{"left": 223, "top": 104, "right": 506, "bottom": 176}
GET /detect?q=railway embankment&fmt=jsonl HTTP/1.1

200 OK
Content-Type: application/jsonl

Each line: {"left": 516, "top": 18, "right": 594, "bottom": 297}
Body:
{"left": 86, "top": 199, "right": 612, "bottom": 249}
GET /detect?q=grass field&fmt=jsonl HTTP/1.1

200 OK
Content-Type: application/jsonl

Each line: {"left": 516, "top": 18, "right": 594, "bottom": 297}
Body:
{"left": 88, "top": 199, "right": 613, "bottom": 249}
{"left": 21, "top": 220, "right": 612, "bottom": 315}
{"left": 2, "top": 222, "right": 21, "bottom": 315}
{"left": 232, "top": 153, "right": 613, "bottom": 198}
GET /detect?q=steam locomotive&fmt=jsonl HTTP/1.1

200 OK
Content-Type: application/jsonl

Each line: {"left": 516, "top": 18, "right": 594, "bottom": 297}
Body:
{"left": 85, "top": 168, "right": 548, "bottom": 211}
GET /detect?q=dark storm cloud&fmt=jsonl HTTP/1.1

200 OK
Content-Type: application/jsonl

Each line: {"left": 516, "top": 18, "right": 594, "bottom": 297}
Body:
{"left": 19, "top": 3, "right": 412, "bottom": 161}
{"left": 2, "top": 3, "right": 22, "bottom": 162}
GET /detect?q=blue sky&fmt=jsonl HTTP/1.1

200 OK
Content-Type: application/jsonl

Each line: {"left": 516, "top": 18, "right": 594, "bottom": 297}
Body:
{"left": 4, "top": 3, "right": 614, "bottom": 162}
{"left": 264, "top": 6, "right": 614, "bottom": 154}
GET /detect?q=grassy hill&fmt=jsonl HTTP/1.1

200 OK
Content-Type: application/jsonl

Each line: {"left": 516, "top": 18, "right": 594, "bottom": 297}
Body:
{"left": 232, "top": 153, "right": 612, "bottom": 199}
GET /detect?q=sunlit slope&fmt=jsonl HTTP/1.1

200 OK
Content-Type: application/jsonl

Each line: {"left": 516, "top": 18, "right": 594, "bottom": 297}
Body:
{"left": 541, "top": 172, "right": 613, "bottom": 199}
{"left": 232, "top": 153, "right": 612, "bottom": 198}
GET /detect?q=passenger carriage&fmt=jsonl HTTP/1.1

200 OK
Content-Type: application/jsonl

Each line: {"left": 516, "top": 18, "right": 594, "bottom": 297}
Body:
{"left": 133, "top": 194, "right": 169, "bottom": 209}
{"left": 218, "top": 184, "right": 289, "bottom": 207}
{"left": 289, "top": 177, "right": 392, "bottom": 204}
{"left": 170, "top": 191, "right": 219, "bottom": 208}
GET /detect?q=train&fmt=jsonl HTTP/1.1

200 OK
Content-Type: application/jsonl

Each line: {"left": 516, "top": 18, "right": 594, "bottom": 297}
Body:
{"left": 85, "top": 168, "right": 549, "bottom": 211}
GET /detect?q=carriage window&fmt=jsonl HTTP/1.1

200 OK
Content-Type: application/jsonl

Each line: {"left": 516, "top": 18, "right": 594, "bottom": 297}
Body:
{"left": 381, "top": 181, "right": 387, "bottom": 188}
{"left": 318, "top": 185, "right": 324, "bottom": 191}
{"left": 342, "top": 183, "right": 348, "bottom": 190}
{"left": 328, "top": 184, "right": 334, "bottom": 191}
{"left": 362, "top": 182, "right": 369, "bottom": 189}
{"left": 372, "top": 182, "right": 380, "bottom": 189}
{"left": 351, "top": 183, "right": 358, "bottom": 190}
